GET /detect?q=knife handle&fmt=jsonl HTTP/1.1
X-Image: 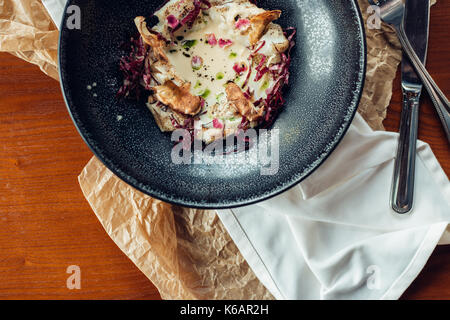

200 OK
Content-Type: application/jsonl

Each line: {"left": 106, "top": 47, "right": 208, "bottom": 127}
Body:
{"left": 391, "top": 91, "right": 420, "bottom": 214}
{"left": 397, "top": 23, "right": 450, "bottom": 144}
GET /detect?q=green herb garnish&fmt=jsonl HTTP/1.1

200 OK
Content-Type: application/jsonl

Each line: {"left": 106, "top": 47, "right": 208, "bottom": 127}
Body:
{"left": 261, "top": 80, "right": 269, "bottom": 90}
{"left": 216, "top": 72, "right": 224, "bottom": 80}
{"left": 194, "top": 80, "right": 202, "bottom": 89}
{"left": 216, "top": 92, "right": 224, "bottom": 102}
{"left": 182, "top": 40, "right": 197, "bottom": 49}
{"left": 229, "top": 52, "right": 237, "bottom": 59}
{"left": 200, "top": 89, "right": 211, "bottom": 99}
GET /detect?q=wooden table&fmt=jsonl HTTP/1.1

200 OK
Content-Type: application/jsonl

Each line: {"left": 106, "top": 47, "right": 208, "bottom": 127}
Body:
{"left": 0, "top": 3, "right": 449, "bottom": 301}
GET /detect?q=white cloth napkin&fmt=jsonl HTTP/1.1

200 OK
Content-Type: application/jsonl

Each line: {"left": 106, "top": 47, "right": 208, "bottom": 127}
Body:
{"left": 42, "top": 0, "right": 66, "bottom": 28}
{"left": 44, "top": 0, "right": 450, "bottom": 300}
{"left": 217, "top": 113, "right": 450, "bottom": 300}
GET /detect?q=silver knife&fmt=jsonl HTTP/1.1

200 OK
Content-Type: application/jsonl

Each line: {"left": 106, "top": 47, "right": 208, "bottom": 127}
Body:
{"left": 391, "top": 0, "right": 430, "bottom": 214}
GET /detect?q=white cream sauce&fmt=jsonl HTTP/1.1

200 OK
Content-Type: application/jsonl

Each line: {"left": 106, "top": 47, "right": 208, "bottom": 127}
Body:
{"left": 151, "top": 0, "right": 287, "bottom": 143}
{"left": 166, "top": 21, "right": 250, "bottom": 107}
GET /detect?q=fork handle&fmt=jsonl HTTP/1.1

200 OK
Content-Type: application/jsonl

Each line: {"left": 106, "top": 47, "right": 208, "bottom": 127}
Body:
{"left": 396, "top": 24, "right": 450, "bottom": 144}
{"left": 391, "top": 91, "right": 420, "bottom": 214}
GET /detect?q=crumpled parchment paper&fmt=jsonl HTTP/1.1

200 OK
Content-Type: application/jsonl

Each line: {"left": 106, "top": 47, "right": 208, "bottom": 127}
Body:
{"left": 0, "top": 0, "right": 60, "bottom": 80}
{"left": 78, "top": 157, "right": 272, "bottom": 299}
{"left": 0, "top": 0, "right": 435, "bottom": 299}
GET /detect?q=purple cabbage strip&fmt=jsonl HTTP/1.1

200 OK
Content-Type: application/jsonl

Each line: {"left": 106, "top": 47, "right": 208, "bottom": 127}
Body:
{"left": 260, "top": 27, "right": 296, "bottom": 127}
{"left": 117, "top": 36, "right": 150, "bottom": 99}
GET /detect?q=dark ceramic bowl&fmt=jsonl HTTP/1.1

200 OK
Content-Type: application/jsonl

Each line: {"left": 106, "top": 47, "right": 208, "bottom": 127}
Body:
{"left": 59, "top": 0, "right": 366, "bottom": 209}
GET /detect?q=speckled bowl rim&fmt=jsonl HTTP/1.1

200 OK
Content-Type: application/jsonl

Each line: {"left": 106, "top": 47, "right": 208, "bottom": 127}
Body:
{"left": 58, "top": 0, "right": 367, "bottom": 209}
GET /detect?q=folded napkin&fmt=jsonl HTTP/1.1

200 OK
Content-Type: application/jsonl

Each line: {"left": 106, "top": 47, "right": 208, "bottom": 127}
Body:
{"left": 44, "top": 0, "right": 450, "bottom": 300}
{"left": 218, "top": 113, "right": 450, "bottom": 299}
{"left": 42, "top": 0, "right": 66, "bottom": 28}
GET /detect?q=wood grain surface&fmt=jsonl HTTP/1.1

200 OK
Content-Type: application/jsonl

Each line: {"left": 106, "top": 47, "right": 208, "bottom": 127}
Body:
{"left": 0, "top": 2, "right": 449, "bottom": 300}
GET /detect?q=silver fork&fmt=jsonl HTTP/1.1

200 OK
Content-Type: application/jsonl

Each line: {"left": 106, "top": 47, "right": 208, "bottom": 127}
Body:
{"left": 368, "top": 0, "right": 450, "bottom": 143}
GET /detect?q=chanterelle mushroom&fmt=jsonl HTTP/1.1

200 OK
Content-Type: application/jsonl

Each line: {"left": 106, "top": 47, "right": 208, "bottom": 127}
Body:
{"left": 153, "top": 80, "right": 202, "bottom": 116}
{"left": 225, "top": 82, "right": 264, "bottom": 121}
{"left": 134, "top": 16, "right": 168, "bottom": 62}
{"left": 249, "top": 10, "right": 282, "bottom": 45}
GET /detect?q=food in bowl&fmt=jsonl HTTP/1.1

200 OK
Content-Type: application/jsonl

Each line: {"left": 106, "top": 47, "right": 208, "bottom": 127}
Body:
{"left": 118, "top": 0, "right": 295, "bottom": 144}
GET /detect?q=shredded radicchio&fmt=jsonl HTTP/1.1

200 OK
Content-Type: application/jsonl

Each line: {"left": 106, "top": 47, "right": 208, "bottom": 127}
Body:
{"left": 191, "top": 55, "right": 204, "bottom": 70}
{"left": 243, "top": 88, "right": 254, "bottom": 100}
{"left": 167, "top": 15, "right": 180, "bottom": 29}
{"left": 235, "top": 18, "right": 250, "bottom": 30}
{"left": 260, "top": 27, "right": 296, "bottom": 127}
{"left": 242, "top": 62, "right": 252, "bottom": 89}
{"left": 206, "top": 33, "right": 217, "bottom": 46}
{"left": 117, "top": 36, "right": 151, "bottom": 99}
{"left": 171, "top": 0, "right": 211, "bottom": 32}
{"left": 254, "top": 54, "right": 268, "bottom": 81}
{"left": 218, "top": 38, "right": 233, "bottom": 48}
{"left": 171, "top": 116, "right": 194, "bottom": 131}
{"left": 233, "top": 62, "right": 248, "bottom": 75}
{"left": 213, "top": 118, "right": 224, "bottom": 129}
{"left": 251, "top": 40, "right": 266, "bottom": 56}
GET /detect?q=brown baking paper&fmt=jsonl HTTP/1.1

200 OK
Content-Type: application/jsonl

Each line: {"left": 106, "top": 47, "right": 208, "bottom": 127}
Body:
{"left": 0, "top": 0, "right": 435, "bottom": 300}
{"left": 78, "top": 157, "right": 272, "bottom": 299}
{"left": 0, "top": 0, "right": 60, "bottom": 80}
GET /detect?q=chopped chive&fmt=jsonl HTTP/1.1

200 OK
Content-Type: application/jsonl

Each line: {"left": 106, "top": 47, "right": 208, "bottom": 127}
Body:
{"left": 216, "top": 72, "right": 224, "bottom": 80}
{"left": 194, "top": 80, "right": 202, "bottom": 89}
{"left": 182, "top": 40, "right": 197, "bottom": 49}
{"left": 216, "top": 92, "right": 224, "bottom": 102}
{"left": 229, "top": 52, "right": 237, "bottom": 59}
{"left": 200, "top": 89, "right": 211, "bottom": 99}
{"left": 261, "top": 80, "right": 269, "bottom": 90}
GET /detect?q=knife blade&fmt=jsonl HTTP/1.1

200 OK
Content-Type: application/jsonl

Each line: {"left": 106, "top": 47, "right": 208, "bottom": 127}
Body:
{"left": 391, "top": 0, "right": 430, "bottom": 214}
{"left": 401, "top": 0, "right": 430, "bottom": 90}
